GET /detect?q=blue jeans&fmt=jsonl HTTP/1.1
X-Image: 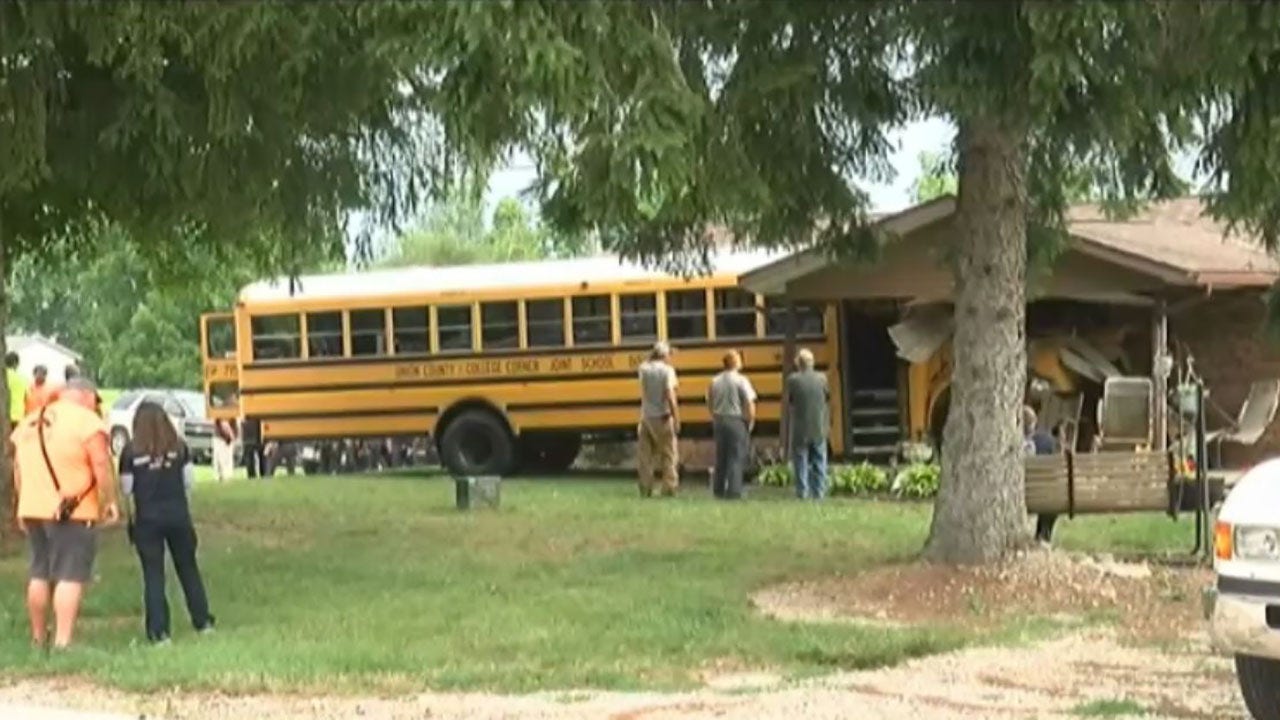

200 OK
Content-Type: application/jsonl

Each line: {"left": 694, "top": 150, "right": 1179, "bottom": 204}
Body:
{"left": 792, "top": 441, "right": 828, "bottom": 499}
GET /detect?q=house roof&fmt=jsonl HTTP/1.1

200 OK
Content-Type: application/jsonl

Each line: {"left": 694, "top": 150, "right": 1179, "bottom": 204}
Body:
{"left": 1065, "top": 198, "right": 1279, "bottom": 287}
{"left": 5, "top": 335, "right": 82, "bottom": 361}
{"left": 739, "top": 196, "right": 957, "bottom": 296}
{"left": 740, "top": 196, "right": 1280, "bottom": 296}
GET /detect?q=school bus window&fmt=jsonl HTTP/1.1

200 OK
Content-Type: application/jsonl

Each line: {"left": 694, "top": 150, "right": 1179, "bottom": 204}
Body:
{"left": 620, "top": 294, "right": 658, "bottom": 343}
{"left": 208, "top": 381, "right": 239, "bottom": 409}
{"left": 205, "top": 317, "right": 236, "bottom": 359}
{"left": 525, "top": 299, "right": 565, "bottom": 348}
{"left": 392, "top": 307, "right": 430, "bottom": 355}
{"left": 481, "top": 301, "right": 519, "bottom": 349}
{"left": 306, "top": 311, "right": 344, "bottom": 358}
{"left": 665, "top": 289, "right": 707, "bottom": 342}
{"left": 714, "top": 289, "right": 757, "bottom": 338}
{"left": 437, "top": 305, "right": 473, "bottom": 352}
{"left": 350, "top": 309, "right": 388, "bottom": 356}
{"left": 571, "top": 295, "right": 611, "bottom": 345}
{"left": 250, "top": 314, "right": 301, "bottom": 361}
{"left": 765, "top": 301, "right": 825, "bottom": 337}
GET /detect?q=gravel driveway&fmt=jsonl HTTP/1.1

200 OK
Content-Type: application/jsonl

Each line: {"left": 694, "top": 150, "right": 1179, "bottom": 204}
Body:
{"left": 0, "top": 631, "right": 1246, "bottom": 720}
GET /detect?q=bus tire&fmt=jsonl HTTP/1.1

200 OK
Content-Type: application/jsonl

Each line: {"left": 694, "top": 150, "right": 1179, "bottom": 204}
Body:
{"left": 439, "top": 410, "right": 516, "bottom": 477}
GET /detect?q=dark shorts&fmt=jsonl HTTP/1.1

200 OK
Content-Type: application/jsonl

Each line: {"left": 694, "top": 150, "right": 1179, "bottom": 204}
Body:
{"left": 26, "top": 521, "right": 97, "bottom": 583}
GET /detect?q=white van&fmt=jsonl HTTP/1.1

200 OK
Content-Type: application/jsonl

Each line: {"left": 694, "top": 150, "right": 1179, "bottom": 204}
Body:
{"left": 1206, "top": 458, "right": 1280, "bottom": 719}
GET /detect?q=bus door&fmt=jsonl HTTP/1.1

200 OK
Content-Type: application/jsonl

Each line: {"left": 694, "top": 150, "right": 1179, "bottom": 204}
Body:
{"left": 201, "top": 312, "right": 240, "bottom": 420}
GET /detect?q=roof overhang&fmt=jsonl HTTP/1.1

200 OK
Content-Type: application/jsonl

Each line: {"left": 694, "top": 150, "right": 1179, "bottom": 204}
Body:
{"left": 739, "top": 196, "right": 957, "bottom": 296}
{"left": 740, "top": 196, "right": 1279, "bottom": 300}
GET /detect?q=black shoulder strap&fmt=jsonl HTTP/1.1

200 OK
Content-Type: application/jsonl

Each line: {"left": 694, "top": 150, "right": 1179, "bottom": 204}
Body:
{"left": 36, "top": 405, "right": 96, "bottom": 502}
{"left": 36, "top": 406, "right": 62, "bottom": 494}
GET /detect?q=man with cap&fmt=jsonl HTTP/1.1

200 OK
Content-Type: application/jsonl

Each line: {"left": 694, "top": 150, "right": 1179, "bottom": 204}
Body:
{"left": 636, "top": 341, "right": 681, "bottom": 497}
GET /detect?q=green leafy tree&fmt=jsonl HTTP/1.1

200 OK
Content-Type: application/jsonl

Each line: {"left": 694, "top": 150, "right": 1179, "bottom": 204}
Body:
{"left": 910, "top": 151, "right": 959, "bottom": 203}
{"left": 380, "top": 194, "right": 592, "bottom": 268}
{"left": 0, "top": 3, "right": 444, "bottom": 530}
{"left": 911, "top": 148, "right": 1097, "bottom": 206}
{"left": 424, "top": 2, "right": 1277, "bottom": 563}
{"left": 9, "top": 221, "right": 321, "bottom": 389}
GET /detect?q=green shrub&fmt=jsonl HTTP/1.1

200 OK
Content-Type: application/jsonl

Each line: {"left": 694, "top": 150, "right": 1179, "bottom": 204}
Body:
{"left": 850, "top": 462, "right": 890, "bottom": 494}
{"left": 822, "top": 462, "right": 890, "bottom": 495}
{"left": 831, "top": 462, "right": 889, "bottom": 495}
{"left": 757, "top": 463, "right": 793, "bottom": 487}
{"left": 893, "top": 462, "right": 941, "bottom": 499}
{"left": 829, "top": 464, "right": 850, "bottom": 492}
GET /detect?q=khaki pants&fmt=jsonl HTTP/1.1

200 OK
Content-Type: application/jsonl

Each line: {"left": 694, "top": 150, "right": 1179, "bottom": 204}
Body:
{"left": 637, "top": 417, "right": 679, "bottom": 496}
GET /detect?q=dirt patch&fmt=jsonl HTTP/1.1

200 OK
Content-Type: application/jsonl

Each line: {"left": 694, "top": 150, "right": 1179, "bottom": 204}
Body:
{"left": 0, "top": 633, "right": 1243, "bottom": 719}
{"left": 752, "top": 549, "right": 1211, "bottom": 642}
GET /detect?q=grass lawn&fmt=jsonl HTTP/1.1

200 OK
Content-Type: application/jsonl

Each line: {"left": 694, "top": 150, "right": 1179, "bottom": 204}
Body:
{"left": 0, "top": 473, "right": 1198, "bottom": 694}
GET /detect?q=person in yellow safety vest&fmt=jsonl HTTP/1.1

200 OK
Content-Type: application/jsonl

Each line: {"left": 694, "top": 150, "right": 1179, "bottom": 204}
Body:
{"left": 5, "top": 352, "right": 26, "bottom": 428}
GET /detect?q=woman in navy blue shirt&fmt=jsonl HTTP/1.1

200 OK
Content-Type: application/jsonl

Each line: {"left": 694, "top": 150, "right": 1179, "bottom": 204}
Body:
{"left": 120, "top": 401, "right": 215, "bottom": 643}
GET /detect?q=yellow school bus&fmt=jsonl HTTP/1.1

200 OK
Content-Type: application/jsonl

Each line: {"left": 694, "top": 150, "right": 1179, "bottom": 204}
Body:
{"left": 200, "top": 252, "right": 842, "bottom": 476}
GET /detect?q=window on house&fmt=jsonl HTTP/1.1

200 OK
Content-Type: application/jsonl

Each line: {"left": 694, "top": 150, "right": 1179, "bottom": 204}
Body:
{"left": 714, "top": 289, "right": 758, "bottom": 338}
{"left": 392, "top": 307, "right": 430, "bottom": 355}
{"left": 572, "top": 295, "right": 612, "bottom": 345}
{"left": 350, "top": 309, "right": 388, "bottom": 357}
{"left": 764, "top": 300, "right": 825, "bottom": 337}
{"left": 619, "top": 293, "right": 658, "bottom": 343}
{"left": 250, "top": 314, "right": 301, "bottom": 361}
{"left": 525, "top": 299, "right": 565, "bottom": 348}
{"left": 306, "top": 311, "right": 344, "bottom": 358}
{"left": 665, "top": 289, "right": 707, "bottom": 342}
{"left": 481, "top": 301, "right": 519, "bottom": 349}
{"left": 437, "top": 305, "right": 474, "bottom": 352}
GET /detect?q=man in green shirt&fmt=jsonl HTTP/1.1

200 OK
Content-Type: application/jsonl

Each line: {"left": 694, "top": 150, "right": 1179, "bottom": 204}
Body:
{"left": 786, "top": 348, "right": 830, "bottom": 499}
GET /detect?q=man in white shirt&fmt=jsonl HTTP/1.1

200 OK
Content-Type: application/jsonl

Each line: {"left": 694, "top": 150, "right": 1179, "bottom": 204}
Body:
{"left": 636, "top": 342, "right": 680, "bottom": 497}
{"left": 707, "top": 350, "right": 756, "bottom": 500}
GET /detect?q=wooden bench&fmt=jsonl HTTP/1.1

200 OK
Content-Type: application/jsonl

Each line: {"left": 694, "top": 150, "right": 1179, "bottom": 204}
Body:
{"left": 1024, "top": 451, "right": 1175, "bottom": 516}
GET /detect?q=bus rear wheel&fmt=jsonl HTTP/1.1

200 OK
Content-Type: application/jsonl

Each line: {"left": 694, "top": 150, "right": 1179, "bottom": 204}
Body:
{"left": 439, "top": 410, "right": 516, "bottom": 477}
{"left": 519, "top": 433, "right": 582, "bottom": 474}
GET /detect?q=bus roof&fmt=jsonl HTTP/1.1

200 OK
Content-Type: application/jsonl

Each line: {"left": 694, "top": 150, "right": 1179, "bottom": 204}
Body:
{"left": 238, "top": 249, "right": 784, "bottom": 304}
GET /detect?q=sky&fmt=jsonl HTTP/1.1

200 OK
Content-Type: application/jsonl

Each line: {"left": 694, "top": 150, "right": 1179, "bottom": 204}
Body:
{"left": 481, "top": 117, "right": 957, "bottom": 217}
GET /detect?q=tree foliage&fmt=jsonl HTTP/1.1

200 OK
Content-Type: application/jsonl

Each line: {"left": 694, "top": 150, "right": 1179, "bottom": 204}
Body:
{"left": 910, "top": 151, "right": 959, "bottom": 204}
{"left": 0, "top": 3, "right": 448, "bottom": 533}
{"left": 420, "top": 1, "right": 1280, "bottom": 563}
{"left": 0, "top": 3, "right": 447, "bottom": 265}
{"left": 8, "top": 222, "right": 330, "bottom": 389}
{"left": 378, "top": 194, "right": 592, "bottom": 268}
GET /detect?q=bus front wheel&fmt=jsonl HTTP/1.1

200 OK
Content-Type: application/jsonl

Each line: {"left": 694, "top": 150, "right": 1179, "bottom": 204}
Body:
{"left": 439, "top": 410, "right": 516, "bottom": 477}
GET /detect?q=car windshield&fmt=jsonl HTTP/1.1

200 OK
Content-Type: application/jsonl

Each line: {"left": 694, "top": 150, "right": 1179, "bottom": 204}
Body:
{"left": 111, "top": 391, "right": 144, "bottom": 411}
{"left": 175, "top": 391, "right": 206, "bottom": 418}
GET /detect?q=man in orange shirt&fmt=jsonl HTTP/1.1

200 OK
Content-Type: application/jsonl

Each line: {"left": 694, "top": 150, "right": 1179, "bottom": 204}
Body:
{"left": 11, "top": 379, "right": 120, "bottom": 649}
{"left": 24, "top": 365, "right": 55, "bottom": 416}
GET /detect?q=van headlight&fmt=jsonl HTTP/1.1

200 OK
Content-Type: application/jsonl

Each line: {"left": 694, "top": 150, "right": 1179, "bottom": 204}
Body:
{"left": 1235, "top": 525, "right": 1280, "bottom": 562}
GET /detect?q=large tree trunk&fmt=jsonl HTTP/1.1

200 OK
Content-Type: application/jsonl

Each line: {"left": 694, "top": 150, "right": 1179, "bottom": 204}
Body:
{"left": 0, "top": 214, "right": 12, "bottom": 546}
{"left": 924, "top": 116, "right": 1030, "bottom": 564}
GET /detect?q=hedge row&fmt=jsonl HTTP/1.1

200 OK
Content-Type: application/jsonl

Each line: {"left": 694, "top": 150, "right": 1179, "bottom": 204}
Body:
{"left": 757, "top": 461, "right": 941, "bottom": 499}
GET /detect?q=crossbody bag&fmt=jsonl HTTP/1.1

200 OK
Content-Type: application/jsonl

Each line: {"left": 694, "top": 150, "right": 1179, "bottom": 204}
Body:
{"left": 35, "top": 406, "right": 96, "bottom": 523}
